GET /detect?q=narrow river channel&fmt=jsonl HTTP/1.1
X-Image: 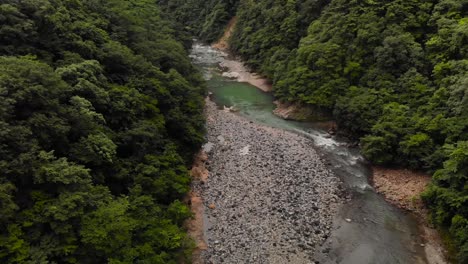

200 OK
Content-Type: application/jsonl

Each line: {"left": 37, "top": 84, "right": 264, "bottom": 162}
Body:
{"left": 190, "top": 42, "right": 429, "bottom": 264}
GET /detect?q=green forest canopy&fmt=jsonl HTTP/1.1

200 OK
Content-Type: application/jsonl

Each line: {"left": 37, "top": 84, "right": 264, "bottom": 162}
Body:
{"left": 1, "top": 0, "right": 467, "bottom": 263}
{"left": 0, "top": 0, "right": 205, "bottom": 263}
{"left": 158, "top": 0, "right": 239, "bottom": 43}
{"left": 162, "top": 0, "right": 467, "bottom": 262}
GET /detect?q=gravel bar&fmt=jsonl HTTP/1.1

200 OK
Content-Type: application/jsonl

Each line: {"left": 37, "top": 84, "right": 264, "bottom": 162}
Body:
{"left": 196, "top": 100, "right": 343, "bottom": 263}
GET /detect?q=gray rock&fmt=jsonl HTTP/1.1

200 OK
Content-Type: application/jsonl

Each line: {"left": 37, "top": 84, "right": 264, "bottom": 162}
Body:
{"left": 197, "top": 100, "right": 344, "bottom": 264}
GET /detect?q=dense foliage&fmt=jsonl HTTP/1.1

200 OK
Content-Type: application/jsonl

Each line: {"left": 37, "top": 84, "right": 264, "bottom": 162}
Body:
{"left": 182, "top": 0, "right": 467, "bottom": 261}
{"left": 0, "top": 0, "right": 205, "bottom": 263}
{"left": 158, "top": 0, "right": 239, "bottom": 43}
{"left": 230, "top": 0, "right": 330, "bottom": 76}
{"left": 2, "top": 0, "right": 467, "bottom": 261}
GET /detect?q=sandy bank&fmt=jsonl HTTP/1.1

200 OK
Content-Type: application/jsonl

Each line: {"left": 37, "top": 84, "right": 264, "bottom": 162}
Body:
{"left": 218, "top": 59, "right": 273, "bottom": 92}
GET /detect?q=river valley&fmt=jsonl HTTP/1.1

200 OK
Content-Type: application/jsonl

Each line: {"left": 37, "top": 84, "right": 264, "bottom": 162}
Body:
{"left": 190, "top": 42, "right": 434, "bottom": 264}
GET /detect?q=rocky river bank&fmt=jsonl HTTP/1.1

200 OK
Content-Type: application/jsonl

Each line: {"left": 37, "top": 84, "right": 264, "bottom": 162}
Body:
{"left": 192, "top": 99, "right": 344, "bottom": 263}
{"left": 371, "top": 167, "right": 448, "bottom": 264}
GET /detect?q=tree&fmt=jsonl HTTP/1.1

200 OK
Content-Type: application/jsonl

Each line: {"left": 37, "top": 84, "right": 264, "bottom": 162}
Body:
{"left": 0, "top": 1, "right": 205, "bottom": 263}
{"left": 423, "top": 141, "right": 468, "bottom": 262}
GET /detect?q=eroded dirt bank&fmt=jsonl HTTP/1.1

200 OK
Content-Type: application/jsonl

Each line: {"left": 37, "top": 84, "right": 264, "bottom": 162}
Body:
{"left": 187, "top": 150, "right": 210, "bottom": 264}
{"left": 211, "top": 17, "right": 273, "bottom": 93}
{"left": 372, "top": 167, "right": 448, "bottom": 264}
{"left": 192, "top": 99, "right": 343, "bottom": 263}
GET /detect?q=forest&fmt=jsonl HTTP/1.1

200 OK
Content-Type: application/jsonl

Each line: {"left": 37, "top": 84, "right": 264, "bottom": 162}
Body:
{"left": 0, "top": 0, "right": 205, "bottom": 263}
{"left": 163, "top": 0, "right": 468, "bottom": 262}
{"left": 1, "top": 0, "right": 467, "bottom": 263}
{"left": 158, "top": 0, "right": 239, "bottom": 44}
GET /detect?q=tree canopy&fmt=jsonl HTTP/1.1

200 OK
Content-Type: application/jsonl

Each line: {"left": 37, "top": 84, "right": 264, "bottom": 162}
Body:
{"left": 158, "top": 0, "right": 239, "bottom": 43}
{"left": 0, "top": 0, "right": 205, "bottom": 263}
{"left": 2, "top": 0, "right": 467, "bottom": 262}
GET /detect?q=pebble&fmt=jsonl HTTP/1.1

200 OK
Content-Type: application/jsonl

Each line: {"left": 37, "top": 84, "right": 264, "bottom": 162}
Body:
{"left": 196, "top": 100, "right": 344, "bottom": 263}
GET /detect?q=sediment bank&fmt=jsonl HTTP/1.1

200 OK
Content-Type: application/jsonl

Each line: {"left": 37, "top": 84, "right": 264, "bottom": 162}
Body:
{"left": 372, "top": 167, "right": 447, "bottom": 264}
{"left": 194, "top": 99, "right": 343, "bottom": 263}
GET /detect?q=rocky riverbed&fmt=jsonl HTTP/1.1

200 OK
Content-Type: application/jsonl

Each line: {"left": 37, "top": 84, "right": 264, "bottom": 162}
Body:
{"left": 193, "top": 100, "right": 344, "bottom": 263}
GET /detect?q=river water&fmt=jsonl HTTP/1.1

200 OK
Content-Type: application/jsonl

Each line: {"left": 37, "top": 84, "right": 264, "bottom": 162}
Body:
{"left": 190, "top": 42, "right": 428, "bottom": 264}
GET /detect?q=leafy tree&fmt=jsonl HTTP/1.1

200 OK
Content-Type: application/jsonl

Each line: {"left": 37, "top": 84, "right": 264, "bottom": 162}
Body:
{"left": 423, "top": 141, "right": 468, "bottom": 262}
{"left": 0, "top": 1, "right": 205, "bottom": 263}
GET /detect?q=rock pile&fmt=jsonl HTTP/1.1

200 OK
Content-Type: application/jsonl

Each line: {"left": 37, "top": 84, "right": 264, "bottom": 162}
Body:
{"left": 196, "top": 100, "right": 343, "bottom": 263}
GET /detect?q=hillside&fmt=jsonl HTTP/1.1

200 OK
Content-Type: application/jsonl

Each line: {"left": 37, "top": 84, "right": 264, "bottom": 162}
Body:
{"left": 0, "top": 1, "right": 205, "bottom": 263}
{"left": 1, "top": 0, "right": 466, "bottom": 263}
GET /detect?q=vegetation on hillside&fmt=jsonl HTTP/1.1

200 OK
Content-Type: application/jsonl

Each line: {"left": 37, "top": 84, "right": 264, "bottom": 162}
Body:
{"left": 173, "top": 0, "right": 467, "bottom": 261}
{"left": 158, "top": 0, "right": 239, "bottom": 43}
{"left": 0, "top": 0, "right": 205, "bottom": 263}
{"left": 1, "top": 0, "right": 466, "bottom": 262}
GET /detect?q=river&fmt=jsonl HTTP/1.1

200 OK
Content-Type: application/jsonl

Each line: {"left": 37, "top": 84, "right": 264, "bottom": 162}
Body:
{"left": 190, "top": 42, "right": 429, "bottom": 264}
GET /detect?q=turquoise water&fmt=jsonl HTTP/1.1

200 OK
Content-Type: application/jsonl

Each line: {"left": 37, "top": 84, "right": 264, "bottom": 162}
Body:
{"left": 209, "top": 75, "right": 275, "bottom": 118}
{"left": 208, "top": 74, "right": 324, "bottom": 134}
{"left": 192, "top": 43, "right": 429, "bottom": 264}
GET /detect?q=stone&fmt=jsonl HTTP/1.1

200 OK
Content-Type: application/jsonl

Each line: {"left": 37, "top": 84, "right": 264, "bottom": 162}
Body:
{"left": 221, "top": 71, "right": 240, "bottom": 79}
{"left": 197, "top": 100, "right": 343, "bottom": 263}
